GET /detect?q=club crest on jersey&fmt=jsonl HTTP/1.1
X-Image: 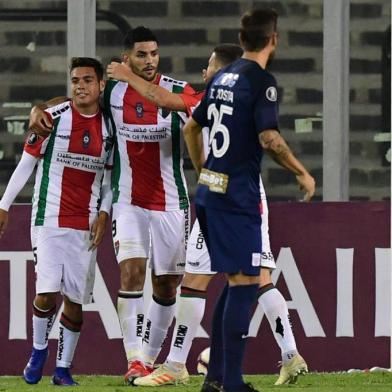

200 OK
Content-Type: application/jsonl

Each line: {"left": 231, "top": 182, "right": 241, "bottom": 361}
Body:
{"left": 83, "top": 130, "right": 90, "bottom": 148}
{"left": 135, "top": 102, "right": 144, "bottom": 118}
{"left": 27, "top": 132, "right": 38, "bottom": 145}
{"left": 266, "top": 86, "right": 277, "bottom": 102}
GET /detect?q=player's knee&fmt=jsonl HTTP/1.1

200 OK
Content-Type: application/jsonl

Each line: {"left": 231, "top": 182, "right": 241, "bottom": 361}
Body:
{"left": 259, "top": 267, "right": 272, "bottom": 286}
{"left": 182, "top": 273, "right": 212, "bottom": 291}
{"left": 153, "top": 285, "right": 177, "bottom": 299}
{"left": 152, "top": 275, "right": 180, "bottom": 299}
{"left": 120, "top": 274, "right": 145, "bottom": 291}
{"left": 63, "top": 296, "right": 83, "bottom": 324}
{"left": 34, "top": 293, "right": 57, "bottom": 310}
{"left": 119, "top": 258, "right": 146, "bottom": 290}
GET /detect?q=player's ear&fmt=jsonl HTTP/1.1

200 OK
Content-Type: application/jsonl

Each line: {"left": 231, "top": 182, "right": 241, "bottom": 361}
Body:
{"left": 238, "top": 32, "right": 243, "bottom": 48}
{"left": 99, "top": 79, "right": 105, "bottom": 92}
{"left": 271, "top": 32, "right": 278, "bottom": 47}
{"left": 122, "top": 52, "right": 130, "bottom": 64}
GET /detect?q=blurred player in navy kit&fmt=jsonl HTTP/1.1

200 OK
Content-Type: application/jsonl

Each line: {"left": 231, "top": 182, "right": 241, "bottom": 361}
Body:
{"left": 183, "top": 8, "right": 315, "bottom": 392}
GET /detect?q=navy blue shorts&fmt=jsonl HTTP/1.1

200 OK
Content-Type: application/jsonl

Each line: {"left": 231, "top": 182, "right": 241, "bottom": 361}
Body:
{"left": 195, "top": 204, "right": 262, "bottom": 276}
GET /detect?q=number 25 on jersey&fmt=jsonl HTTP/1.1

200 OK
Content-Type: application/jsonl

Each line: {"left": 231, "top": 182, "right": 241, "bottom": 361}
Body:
{"left": 207, "top": 103, "right": 233, "bottom": 158}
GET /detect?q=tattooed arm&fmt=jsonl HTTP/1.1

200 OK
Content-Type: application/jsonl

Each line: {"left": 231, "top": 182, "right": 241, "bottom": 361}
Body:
{"left": 259, "top": 130, "right": 315, "bottom": 201}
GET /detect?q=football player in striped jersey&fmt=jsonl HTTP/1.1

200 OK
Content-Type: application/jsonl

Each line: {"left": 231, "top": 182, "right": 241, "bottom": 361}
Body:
{"left": 0, "top": 57, "right": 113, "bottom": 386}
{"left": 28, "top": 27, "right": 199, "bottom": 385}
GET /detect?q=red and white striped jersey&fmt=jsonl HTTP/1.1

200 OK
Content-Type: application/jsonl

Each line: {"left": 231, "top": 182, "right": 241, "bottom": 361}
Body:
{"left": 24, "top": 101, "right": 113, "bottom": 230}
{"left": 104, "top": 74, "right": 196, "bottom": 211}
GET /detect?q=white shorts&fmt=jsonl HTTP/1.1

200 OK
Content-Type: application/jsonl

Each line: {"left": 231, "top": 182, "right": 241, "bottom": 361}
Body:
{"left": 31, "top": 226, "right": 96, "bottom": 305}
{"left": 185, "top": 199, "right": 276, "bottom": 274}
{"left": 112, "top": 203, "right": 190, "bottom": 275}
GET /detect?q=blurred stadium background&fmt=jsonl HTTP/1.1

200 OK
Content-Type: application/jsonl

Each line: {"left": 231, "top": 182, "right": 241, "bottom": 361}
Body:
{"left": 0, "top": 0, "right": 390, "bottom": 202}
{"left": 0, "top": 0, "right": 390, "bottom": 379}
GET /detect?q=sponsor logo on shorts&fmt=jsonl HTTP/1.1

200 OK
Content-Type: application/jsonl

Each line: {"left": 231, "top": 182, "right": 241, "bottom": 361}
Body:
{"left": 114, "top": 240, "right": 120, "bottom": 256}
{"left": 196, "top": 231, "right": 204, "bottom": 249}
{"left": 187, "top": 261, "right": 200, "bottom": 267}
{"left": 262, "top": 251, "right": 274, "bottom": 262}
{"left": 177, "top": 262, "right": 185, "bottom": 267}
{"left": 184, "top": 208, "right": 190, "bottom": 250}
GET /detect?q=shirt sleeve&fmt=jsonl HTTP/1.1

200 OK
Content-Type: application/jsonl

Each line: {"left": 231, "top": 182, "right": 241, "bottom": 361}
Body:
{"left": 0, "top": 151, "right": 38, "bottom": 211}
{"left": 178, "top": 91, "right": 205, "bottom": 117}
{"left": 254, "top": 74, "right": 280, "bottom": 134}
{"left": 23, "top": 131, "right": 51, "bottom": 157}
{"left": 23, "top": 110, "right": 53, "bottom": 157}
{"left": 192, "top": 90, "right": 209, "bottom": 127}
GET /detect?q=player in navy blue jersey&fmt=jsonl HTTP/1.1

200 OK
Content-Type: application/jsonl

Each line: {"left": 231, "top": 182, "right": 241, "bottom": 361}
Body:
{"left": 184, "top": 8, "right": 315, "bottom": 392}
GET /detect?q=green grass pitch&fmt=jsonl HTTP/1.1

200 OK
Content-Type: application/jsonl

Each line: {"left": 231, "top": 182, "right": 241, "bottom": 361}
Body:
{"left": 1, "top": 373, "right": 391, "bottom": 391}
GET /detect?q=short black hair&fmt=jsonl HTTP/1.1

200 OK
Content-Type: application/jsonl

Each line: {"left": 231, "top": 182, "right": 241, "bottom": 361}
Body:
{"left": 69, "top": 57, "right": 104, "bottom": 81}
{"left": 123, "top": 26, "right": 158, "bottom": 51}
{"left": 213, "top": 44, "right": 243, "bottom": 66}
{"left": 239, "top": 8, "right": 278, "bottom": 51}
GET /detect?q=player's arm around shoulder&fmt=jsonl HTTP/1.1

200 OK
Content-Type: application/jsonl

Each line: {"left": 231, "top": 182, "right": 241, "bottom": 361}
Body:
{"left": 29, "top": 96, "right": 70, "bottom": 135}
{"left": 107, "top": 61, "right": 186, "bottom": 111}
{"left": 259, "top": 129, "right": 315, "bottom": 201}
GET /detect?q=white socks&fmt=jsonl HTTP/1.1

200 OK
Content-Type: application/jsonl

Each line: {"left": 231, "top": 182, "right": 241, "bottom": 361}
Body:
{"left": 258, "top": 287, "right": 298, "bottom": 361}
{"left": 167, "top": 294, "right": 206, "bottom": 365}
{"left": 32, "top": 303, "right": 56, "bottom": 350}
{"left": 117, "top": 291, "right": 144, "bottom": 362}
{"left": 141, "top": 296, "right": 176, "bottom": 366}
{"left": 56, "top": 313, "right": 82, "bottom": 368}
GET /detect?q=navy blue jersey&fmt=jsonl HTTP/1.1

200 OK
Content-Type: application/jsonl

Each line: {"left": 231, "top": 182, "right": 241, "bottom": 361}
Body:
{"left": 192, "top": 58, "right": 279, "bottom": 215}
